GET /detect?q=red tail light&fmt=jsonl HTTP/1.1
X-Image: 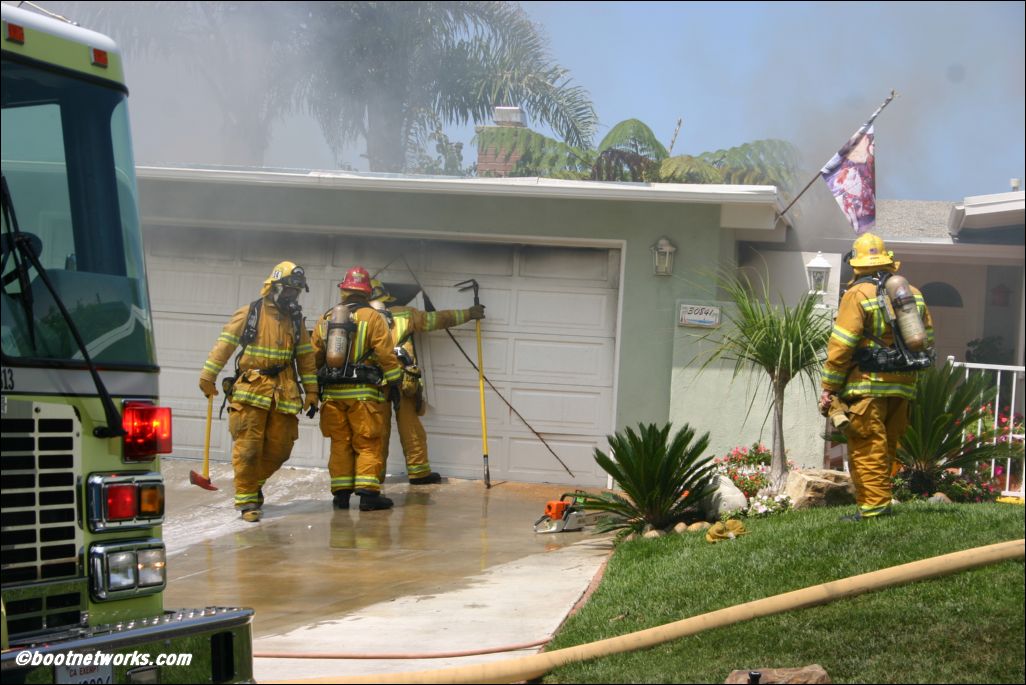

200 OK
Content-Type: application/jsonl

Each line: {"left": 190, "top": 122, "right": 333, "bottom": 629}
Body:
{"left": 106, "top": 483, "right": 138, "bottom": 520}
{"left": 122, "top": 402, "right": 173, "bottom": 461}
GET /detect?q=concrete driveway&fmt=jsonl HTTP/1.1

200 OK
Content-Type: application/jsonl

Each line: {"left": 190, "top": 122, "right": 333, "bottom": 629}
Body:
{"left": 160, "top": 458, "right": 611, "bottom": 682}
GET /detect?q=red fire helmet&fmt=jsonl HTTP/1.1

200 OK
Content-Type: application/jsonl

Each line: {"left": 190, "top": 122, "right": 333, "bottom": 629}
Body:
{"left": 339, "top": 266, "right": 372, "bottom": 294}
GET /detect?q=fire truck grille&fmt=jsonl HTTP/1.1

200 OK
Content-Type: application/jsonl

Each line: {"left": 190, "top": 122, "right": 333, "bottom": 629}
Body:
{"left": 1, "top": 404, "right": 83, "bottom": 586}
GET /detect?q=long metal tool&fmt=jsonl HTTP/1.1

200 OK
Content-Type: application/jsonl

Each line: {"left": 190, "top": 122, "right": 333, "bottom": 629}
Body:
{"left": 455, "top": 278, "right": 490, "bottom": 488}
{"left": 398, "top": 254, "right": 575, "bottom": 478}
{"left": 189, "top": 394, "right": 218, "bottom": 490}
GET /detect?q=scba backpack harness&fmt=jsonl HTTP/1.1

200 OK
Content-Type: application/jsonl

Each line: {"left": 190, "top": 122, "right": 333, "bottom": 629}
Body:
{"left": 849, "top": 271, "right": 934, "bottom": 373}
{"left": 220, "top": 299, "right": 305, "bottom": 418}
{"left": 317, "top": 302, "right": 385, "bottom": 387}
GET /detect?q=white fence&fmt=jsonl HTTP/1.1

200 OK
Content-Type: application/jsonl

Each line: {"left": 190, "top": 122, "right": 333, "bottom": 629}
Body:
{"left": 947, "top": 357, "right": 1026, "bottom": 498}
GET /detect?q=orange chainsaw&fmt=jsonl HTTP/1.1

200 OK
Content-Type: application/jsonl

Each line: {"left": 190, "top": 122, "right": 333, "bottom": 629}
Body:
{"left": 533, "top": 492, "right": 586, "bottom": 534}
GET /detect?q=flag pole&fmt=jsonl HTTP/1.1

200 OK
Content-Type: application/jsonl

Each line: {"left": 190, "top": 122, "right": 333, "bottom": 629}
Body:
{"left": 778, "top": 90, "right": 898, "bottom": 219}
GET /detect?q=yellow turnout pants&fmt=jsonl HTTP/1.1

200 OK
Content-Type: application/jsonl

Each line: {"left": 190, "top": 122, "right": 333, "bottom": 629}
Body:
{"left": 320, "top": 399, "right": 387, "bottom": 494}
{"left": 379, "top": 394, "right": 432, "bottom": 482}
{"left": 228, "top": 402, "right": 298, "bottom": 509}
{"left": 844, "top": 396, "right": 909, "bottom": 516}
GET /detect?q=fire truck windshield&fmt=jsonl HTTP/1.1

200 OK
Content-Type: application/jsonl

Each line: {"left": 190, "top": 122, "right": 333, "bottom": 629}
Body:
{"left": 1, "top": 57, "right": 155, "bottom": 367}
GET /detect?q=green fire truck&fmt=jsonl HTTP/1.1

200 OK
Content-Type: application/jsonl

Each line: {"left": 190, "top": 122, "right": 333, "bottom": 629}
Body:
{"left": 1, "top": 4, "right": 253, "bottom": 683}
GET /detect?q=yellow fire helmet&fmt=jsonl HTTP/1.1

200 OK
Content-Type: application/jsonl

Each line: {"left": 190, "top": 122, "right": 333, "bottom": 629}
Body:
{"left": 369, "top": 278, "right": 396, "bottom": 304}
{"left": 261, "top": 261, "right": 308, "bottom": 297}
{"left": 848, "top": 233, "right": 895, "bottom": 268}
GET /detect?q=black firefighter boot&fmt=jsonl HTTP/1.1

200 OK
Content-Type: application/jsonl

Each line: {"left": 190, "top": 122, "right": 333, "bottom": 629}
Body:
{"left": 409, "top": 472, "right": 442, "bottom": 485}
{"left": 356, "top": 489, "right": 394, "bottom": 511}
{"left": 332, "top": 490, "right": 352, "bottom": 510}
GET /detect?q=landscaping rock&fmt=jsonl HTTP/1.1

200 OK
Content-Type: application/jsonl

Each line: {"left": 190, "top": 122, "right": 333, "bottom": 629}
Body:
{"left": 785, "top": 469, "right": 855, "bottom": 510}
{"left": 929, "top": 492, "right": 953, "bottom": 504}
{"left": 642, "top": 529, "right": 664, "bottom": 539}
{"left": 687, "top": 521, "right": 712, "bottom": 532}
{"left": 700, "top": 475, "right": 749, "bottom": 519}
{"left": 725, "top": 664, "right": 832, "bottom": 683}
{"left": 673, "top": 522, "right": 689, "bottom": 534}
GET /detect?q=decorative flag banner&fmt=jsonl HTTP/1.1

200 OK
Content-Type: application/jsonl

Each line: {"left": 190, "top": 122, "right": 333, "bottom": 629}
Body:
{"left": 820, "top": 92, "right": 896, "bottom": 234}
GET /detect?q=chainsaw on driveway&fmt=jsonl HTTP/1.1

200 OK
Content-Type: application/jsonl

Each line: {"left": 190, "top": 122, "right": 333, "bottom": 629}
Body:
{"left": 533, "top": 492, "right": 587, "bottom": 534}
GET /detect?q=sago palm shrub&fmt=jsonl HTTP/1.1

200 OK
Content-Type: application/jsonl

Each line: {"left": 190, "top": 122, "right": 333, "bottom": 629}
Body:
{"left": 898, "top": 361, "right": 1024, "bottom": 496}
{"left": 574, "top": 423, "right": 718, "bottom": 536}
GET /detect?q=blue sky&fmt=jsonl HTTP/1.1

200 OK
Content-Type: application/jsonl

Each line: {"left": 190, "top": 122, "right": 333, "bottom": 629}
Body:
{"left": 476, "top": 1, "right": 1026, "bottom": 201}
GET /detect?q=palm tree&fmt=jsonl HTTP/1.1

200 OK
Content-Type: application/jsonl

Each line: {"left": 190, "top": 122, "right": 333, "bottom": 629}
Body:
{"left": 297, "top": 2, "right": 597, "bottom": 172}
{"left": 698, "top": 272, "right": 832, "bottom": 488}
{"left": 475, "top": 118, "right": 801, "bottom": 188}
{"left": 574, "top": 423, "right": 718, "bottom": 536}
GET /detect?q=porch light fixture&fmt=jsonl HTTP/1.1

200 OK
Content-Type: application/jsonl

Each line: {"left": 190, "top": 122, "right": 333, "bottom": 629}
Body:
{"left": 652, "top": 237, "right": 677, "bottom": 276}
{"left": 805, "top": 251, "right": 831, "bottom": 298}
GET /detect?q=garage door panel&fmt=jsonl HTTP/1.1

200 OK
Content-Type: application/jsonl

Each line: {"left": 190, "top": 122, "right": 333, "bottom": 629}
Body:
{"left": 423, "top": 383, "right": 511, "bottom": 428}
{"left": 146, "top": 226, "right": 238, "bottom": 260}
{"left": 426, "top": 432, "right": 507, "bottom": 479}
{"left": 512, "top": 338, "right": 613, "bottom": 385}
{"left": 506, "top": 436, "right": 607, "bottom": 486}
{"left": 240, "top": 232, "right": 334, "bottom": 268}
{"left": 425, "top": 334, "right": 509, "bottom": 379}
{"left": 154, "top": 317, "right": 225, "bottom": 362}
{"left": 150, "top": 267, "right": 239, "bottom": 315}
{"left": 515, "top": 289, "right": 614, "bottom": 334}
{"left": 145, "top": 227, "right": 619, "bottom": 485}
{"left": 508, "top": 386, "right": 612, "bottom": 434}
{"left": 165, "top": 412, "right": 230, "bottom": 460}
{"left": 519, "top": 245, "right": 616, "bottom": 285}
{"left": 416, "top": 286, "right": 512, "bottom": 325}
{"left": 424, "top": 242, "right": 515, "bottom": 277}
{"left": 285, "top": 427, "right": 327, "bottom": 469}
{"left": 331, "top": 235, "right": 411, "bottom": 269}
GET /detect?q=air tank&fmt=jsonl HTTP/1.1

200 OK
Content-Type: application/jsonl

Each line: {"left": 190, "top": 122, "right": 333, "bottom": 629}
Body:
{"left": 325, "top": 304, "right": 351, "bottom": 368}
{"left": 884, "top": 275, "right": 927, "bottom": 351}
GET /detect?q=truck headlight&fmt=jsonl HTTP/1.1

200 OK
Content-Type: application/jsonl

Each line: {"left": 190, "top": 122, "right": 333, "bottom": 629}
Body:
{"left": 137, "top": 548, "right": 166, "bottom": 587}
{"left": 107, "top": 551, "right": 138, "bottom": 590}
{"left": 90, "top": 540, "right": 165, "bottom": 600}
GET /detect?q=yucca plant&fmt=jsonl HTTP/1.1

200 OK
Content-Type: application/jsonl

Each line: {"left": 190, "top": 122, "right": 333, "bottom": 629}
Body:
{"left": 898, "top": 361, "right": 1024, "bottom": 496}
{"left": 574, "top": 423, "right": 718, "bottom": 536}
{"left": 699, "top": 272, "right": 832, "bottom": 488}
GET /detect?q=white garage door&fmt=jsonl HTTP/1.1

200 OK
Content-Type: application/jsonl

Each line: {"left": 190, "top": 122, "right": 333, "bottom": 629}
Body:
{"left": 145, "top": 226, "right": 620, "bottom": 487}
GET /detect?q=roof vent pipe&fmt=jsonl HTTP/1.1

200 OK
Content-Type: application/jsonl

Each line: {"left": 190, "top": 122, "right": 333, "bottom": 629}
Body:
{"left": 1011, "top": 178, "right": 1021, "bottom": 192}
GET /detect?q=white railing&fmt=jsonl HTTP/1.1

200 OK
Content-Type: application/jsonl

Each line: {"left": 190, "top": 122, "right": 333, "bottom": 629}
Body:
{"left": 946, "top": 356, "right": 1026, "bottom": 498}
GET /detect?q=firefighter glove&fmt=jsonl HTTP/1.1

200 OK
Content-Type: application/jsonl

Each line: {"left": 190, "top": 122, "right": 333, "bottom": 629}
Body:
{"left": 469, "top": 304, "right": 486, "bottom": 320}
{"left": 303, "top": 392, "right": 319, "bottom": 414}
{"left": 199, "top": 377, "right": 218, "bottom": 398}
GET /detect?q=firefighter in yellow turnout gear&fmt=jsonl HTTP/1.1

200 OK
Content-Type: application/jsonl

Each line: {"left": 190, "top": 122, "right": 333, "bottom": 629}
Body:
{"left": 819, "top": 234, "right": 934, "bottom": 520}
{"left": 312, "top": 267, "right": 402, "bottom": 511}
{"left": 370, "top": 279, "right": 485, "bottom": 485}
{"left": 199, "top": 262, "right": 319, "bottom": 522}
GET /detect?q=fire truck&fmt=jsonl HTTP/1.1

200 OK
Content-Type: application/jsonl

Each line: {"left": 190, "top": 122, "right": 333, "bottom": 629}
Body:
{"left": 1, "top": 4, "right": 253, "bottom": 682}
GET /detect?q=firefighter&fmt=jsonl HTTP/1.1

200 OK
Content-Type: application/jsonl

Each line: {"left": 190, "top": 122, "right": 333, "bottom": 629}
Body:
{"left": 198, "top": 261, "right": 319, "bottom": 523}
{"left": 819, "top": 233, "right": 934, "bottom": 520}
{"left": 312, "top": 267, "right": 402, "bottom": 511}
{"left": 369, "top": 278, "right": 485, "bottom": 485}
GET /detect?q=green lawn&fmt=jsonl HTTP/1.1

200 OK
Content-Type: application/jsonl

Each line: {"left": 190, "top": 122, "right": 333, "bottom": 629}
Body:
{"left": 543, "top": 502, "right": 1025, "bottom": 684}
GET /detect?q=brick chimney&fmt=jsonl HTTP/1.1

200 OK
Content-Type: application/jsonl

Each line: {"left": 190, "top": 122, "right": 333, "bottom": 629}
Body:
{"left": 476, "top": 106, "right": 525, "bottom": 177}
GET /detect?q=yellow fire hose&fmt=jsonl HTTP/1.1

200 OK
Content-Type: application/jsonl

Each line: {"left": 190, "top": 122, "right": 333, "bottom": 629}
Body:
{"left": 279, "top": 538, "right": 1023, "bottom": 684}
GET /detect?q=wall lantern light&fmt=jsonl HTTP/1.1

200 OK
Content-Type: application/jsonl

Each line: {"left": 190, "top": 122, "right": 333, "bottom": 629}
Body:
{"left": 652, "top": 237, "right": 677, "bottom": 276}
{"left": 805, "top": 251, "right": 831, "bottom": 300}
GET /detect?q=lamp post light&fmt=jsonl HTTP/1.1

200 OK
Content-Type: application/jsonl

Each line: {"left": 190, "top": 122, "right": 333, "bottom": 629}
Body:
{"left": 806, "top": 251, "right": 831, "bottom": 305}
{"left": 652, "top": 237, "right": 677, "bottom": 276}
